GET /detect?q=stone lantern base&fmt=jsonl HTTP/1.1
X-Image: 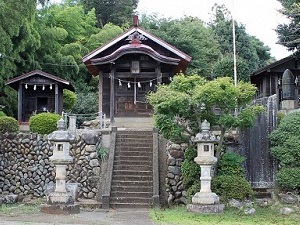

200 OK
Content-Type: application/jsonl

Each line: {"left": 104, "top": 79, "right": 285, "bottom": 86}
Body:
{"left": 187, "top": 203, "right": 224, "bottom": 214}
{"left": 40, "top": 192, "right": 80, "bottom": 214}
{"left": 40, "top": 204, "right": 80, "bottom": 215}
{"left": 192, "top": 192, "right": 220, "bottom": 205}
{"left": 187, "top": 192, "right": 224, "bottom": 214}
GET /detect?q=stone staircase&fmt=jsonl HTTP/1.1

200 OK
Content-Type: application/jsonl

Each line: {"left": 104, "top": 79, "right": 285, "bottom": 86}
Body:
{"left": 110, "top": 130, "right": 154, "bottom": 208}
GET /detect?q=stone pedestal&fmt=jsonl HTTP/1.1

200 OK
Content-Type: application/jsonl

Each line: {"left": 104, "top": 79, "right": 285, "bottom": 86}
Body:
{"left": 187, "top": 203, "right": 225, "bottom": 214}
{"left": 281, "top": 100, "right": 296, "bottom": 110}
{"left": 40, "top": 204, "right": 80, "bottom": 215}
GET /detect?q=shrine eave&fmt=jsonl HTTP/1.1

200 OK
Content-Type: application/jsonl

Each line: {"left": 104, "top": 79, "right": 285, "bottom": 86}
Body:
{"left": 90, "top": 44, "right": 180, "bottom": 66}
{"left": 5, "top": 70, "right": 75, "bottom": 91}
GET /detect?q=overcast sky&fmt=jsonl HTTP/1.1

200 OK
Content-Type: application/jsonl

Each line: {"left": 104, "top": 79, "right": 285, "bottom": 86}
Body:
{"left": 136, "top": 0, "right": 291, "bottom": 60}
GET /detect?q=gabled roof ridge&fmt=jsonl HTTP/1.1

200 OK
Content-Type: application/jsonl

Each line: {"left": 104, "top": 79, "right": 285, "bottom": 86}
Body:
{"left": 251, "top": 55, "right": 294, "bottom": 76}
{"left": 82, "top": 26, "right": 192, "bottom": 62}
{"left": 5, "top": 69, "right": 71, "bottom": 86}
{"left": 82, "top": 27, "right": 136, "bottom": 62}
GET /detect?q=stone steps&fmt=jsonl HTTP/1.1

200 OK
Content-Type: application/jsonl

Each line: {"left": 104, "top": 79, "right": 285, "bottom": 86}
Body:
{"left": 110, "top": 130, "right": 154, "bottom": 208}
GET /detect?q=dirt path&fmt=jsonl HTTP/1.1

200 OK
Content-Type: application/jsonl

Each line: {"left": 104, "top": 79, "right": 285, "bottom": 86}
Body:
{"left": 0, "top": 208, "right": 159, "bottom": 225}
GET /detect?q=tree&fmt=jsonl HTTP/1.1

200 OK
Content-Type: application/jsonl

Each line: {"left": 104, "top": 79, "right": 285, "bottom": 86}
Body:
{"left": 208, "top": 4, "right": 272, "bottom": 81}
{"left": 140, "top": 15, "right": 222, "bottom": 78}
{"left": 276, "top": 0, "right": 300, "bottom": 52}
{"left": 0, "top": 0, "right": 43, "bottom": 116}
{"left": 148, "top": 74, "right": 263, "bottom": 200}
{"left": 80, "top": 0, "right": 139, "bottom": 28}
{"left": 147, "top": 74, "right": 264, "bottom": 151}
{"left": 34, "top": 3, "right": 98, "bottom": 91}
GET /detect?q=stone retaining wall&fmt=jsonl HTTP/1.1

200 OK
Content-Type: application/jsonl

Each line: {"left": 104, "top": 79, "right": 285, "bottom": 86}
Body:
{"left": 0, "top": 131, "right": 102, "bottom": 199}
{"left": 165, "top": 141, "right": 188, "bottom": 205}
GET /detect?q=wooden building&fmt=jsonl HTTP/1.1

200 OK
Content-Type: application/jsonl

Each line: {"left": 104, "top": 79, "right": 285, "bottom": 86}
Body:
{"left": 251, "top": 55, "right": 300, "bottom": 108}
{"left": 5, "top": 70, "right": 74, "bottom": 123}
{"left": 82, "top": 16, "right": 192, "bottom": 124}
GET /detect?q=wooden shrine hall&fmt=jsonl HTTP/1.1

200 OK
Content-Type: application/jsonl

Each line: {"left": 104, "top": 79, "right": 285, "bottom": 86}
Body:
{"left": 82, "top": 16, "right": 192, "bottom": 124}
{"left": 251, "top": 55, "right": 300, "bottom": 109}
{"left": 5, "top": 70, "right": 74, "bottom": 124}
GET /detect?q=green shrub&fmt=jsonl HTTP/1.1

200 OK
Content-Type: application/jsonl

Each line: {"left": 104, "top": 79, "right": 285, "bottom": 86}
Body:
{"left": 277, "top": 167, "right": 300, "bottom": 190}
{"left": 269, "top": 112, "right": 300, "bottom": 191}
{"left": 0, "top": 116, "right": 19, "bottom": 133}
{"left": 181, "top": 147, "right": 199, "bottom": 187}
{"left": 0, "top": 110, "right": 6, "bottom": 117}
{"left": 186, "top": 182, "right": 200, "bottom": 203}
{"left": 97, "top": 146, "right": 108, "bottom": 160}
{"left": 63, "top": 89, "right": 77, "bottom": 111}
{"left": 29, "top": 113, "right": 61, "bottom": 135}
{"left": 212, "top": 175, "right": 253, "bottom": 201}
{"left": 217, "top": 152, "right": 245, "bottom": 177}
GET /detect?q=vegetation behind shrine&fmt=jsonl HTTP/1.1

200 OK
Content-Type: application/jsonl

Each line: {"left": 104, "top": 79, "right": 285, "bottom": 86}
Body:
{"left": 0, "top": 0, "right": 277, "bottom": 117}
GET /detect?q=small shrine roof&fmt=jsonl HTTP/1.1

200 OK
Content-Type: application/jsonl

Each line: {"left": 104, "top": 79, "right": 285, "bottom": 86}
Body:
{"left": 5, "top": 70, "right": 74, "bottom": 91}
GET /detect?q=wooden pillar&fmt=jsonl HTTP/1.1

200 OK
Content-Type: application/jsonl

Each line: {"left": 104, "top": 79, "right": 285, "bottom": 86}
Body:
{"left": 98, "top": 71, "right": 103, "bottom": 114}
{"left": 262, "top": 76, "right": 267, "bottom": 97}
{"left": 110, "top": 67, "right": 115, "bottom": 125}
{"left": 156, "top": 63, "right": 162, "bottom": 86}
{"left": 55, "top": 83, "right": 59, "bottom": 114}
{"left": 275, "top": 73, "right": 280, "bottom": 109}
{"left": 18, "top": 83, "right": 23, "bottom": 123}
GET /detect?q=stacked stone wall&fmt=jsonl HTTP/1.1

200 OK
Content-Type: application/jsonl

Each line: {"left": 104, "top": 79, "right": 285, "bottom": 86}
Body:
{"left": 165, "top": 141, "right": 188, "bottom": 205}
{"left": 0, "top": 131, "right": 101, "bottom": 199}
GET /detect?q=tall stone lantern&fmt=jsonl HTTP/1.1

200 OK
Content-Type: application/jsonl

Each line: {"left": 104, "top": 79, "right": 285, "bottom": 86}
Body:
{"left": 187, "top": 120, "right": 224, "bottom": 213}
{"left": 40, "top": 118, "right": 80, "bottom": 214}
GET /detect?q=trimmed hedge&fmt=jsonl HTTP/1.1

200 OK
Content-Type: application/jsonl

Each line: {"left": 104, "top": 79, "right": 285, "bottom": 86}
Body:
{"left": 29, "top": 113, "right": 61, "bottom": 135}
{"left": 212, "top": 175, "right": 253, "bottom": 201}
{"left": 63, "top": 89, "right": 77, "bottom": 111}
{"left": 277, "top": 167, "right": 300, "bottom": 190}
{"left": 0, "top": 116, "right": 19, "bottom": 133}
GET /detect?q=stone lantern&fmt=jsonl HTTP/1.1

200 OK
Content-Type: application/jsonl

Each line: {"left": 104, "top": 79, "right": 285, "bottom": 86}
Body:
{"left": 187, "top": 120, "right": 224, "bottom": 213}
{"left": 40, "top": 118, "right": 80, "bottom": 214}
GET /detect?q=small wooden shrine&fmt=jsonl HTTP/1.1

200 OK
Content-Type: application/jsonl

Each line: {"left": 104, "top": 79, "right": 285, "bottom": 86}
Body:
{"left": 5, "top": 70, "right": 74, "bottom": 123}
{"left": 82, "top": 16, "right": 192, "bottom": 124}
{"left": 251, "top": 55, "right": 300, "bottom": 109}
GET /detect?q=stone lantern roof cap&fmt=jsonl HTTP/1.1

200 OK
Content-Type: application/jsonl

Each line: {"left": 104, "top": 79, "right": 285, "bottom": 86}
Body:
{"left": 192, "top": 120, "right": 218, "bottom": 143}
{"left": 48, "top": 118, "right": 75, "bottom": 141}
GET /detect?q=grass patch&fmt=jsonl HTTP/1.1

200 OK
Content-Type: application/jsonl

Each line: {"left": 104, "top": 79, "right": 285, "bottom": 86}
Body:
{"left": 150, "top": 206, "right": 300, "bottom": 225}
{"left": 0, "top": 203, "right": 40, "bottom": 216}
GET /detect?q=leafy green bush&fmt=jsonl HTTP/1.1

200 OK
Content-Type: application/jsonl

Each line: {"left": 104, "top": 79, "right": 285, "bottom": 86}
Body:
{"left": 186, "top": 182, "right": 200, "bottom": 203}
{"left": 0, "top": 110, "right": 6, "bottom": 117}
{"left": 63, "top": 89, "right": 77, "bottom": 111}
{"left": 29, "top": 113, "right": 61, "bottom": 135}
{"left": 0, "top": 116, "right": 19, "bottom": 133}
{"left": 181, "top": 147, "right": 199, "bottom": 187}
{"left": 269, "top": 112, "right": 300, "bottom": 191}
{"left": 97, "top": 146, "right": 108, "bottom": 160}
{"left": 212, "top": 175, "right": 253, "bottom": 201}
{"left": 217, "top": 152, "right": 245, "bottom": 177}
{"left": 277, "top": 167, "right": 300, "bottom": 190}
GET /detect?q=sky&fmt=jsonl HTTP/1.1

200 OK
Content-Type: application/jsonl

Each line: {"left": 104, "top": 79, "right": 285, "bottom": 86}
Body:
{"left": 136, "top": 0, "right": 291, "bottom": 60}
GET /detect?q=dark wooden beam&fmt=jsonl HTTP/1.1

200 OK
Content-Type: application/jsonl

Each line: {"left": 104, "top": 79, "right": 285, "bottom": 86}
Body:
{"left": 55, "top": 84, "right": 58, "bottom": 114}
{"left": 156, "top": 63, "right": 162, "bottom": 84}
{"left": 18, "top": 83, "right": 22, "bottom": 123}
{"left": 99, "top": 71, "right": 103, "bottom": 113}
{"left": 110, "top": 66, "right": 115, "bottom": 125}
